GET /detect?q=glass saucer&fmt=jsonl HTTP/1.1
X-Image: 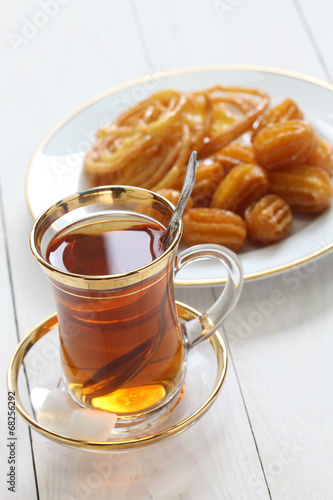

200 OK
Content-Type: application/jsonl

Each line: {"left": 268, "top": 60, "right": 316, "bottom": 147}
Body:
{"left": 7, "top": 301, "right": 227, "bottom": 452}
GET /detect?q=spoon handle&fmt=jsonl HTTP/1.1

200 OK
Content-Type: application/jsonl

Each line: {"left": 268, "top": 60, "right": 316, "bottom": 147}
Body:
{"left": 163, "top": 151, "right": 197, "bottom": 249}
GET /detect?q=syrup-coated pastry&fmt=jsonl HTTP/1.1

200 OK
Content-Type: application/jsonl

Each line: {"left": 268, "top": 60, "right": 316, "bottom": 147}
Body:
{"left": 244, "top": 194, "right": 293, "bottom": 244}
{"left": 252, "top": 98, "right": 304, "bottom": 140}
{"left": 84, "top": 86, "right": 269, "bottom": 188}
{"left": 198, "top": 86, "right": 270, "bottom": 158}
{"left": 215, "top": 143, "right": 257, "bottom": 174}
{"left": 253, "top": 119, "right": 316, "bottom": 170}
{"left": 175, "top": 161, "right": 225, "bottom": 207}
{"left": 268, "top": 165, "right": 333, "bottom": 213}
{"left": 211, "top": 163, "right": 269, "bottom": 215}
{"left": 306, "top": 136, "right": 333, "bottom": 177}
{"left": 182, "top": 208, "right": 246, "bottom": 252}
{"left": 82, "top": 87, "right": 333, "bottom": 252}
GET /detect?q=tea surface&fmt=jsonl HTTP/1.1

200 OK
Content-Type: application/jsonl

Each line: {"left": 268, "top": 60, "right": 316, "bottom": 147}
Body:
{"left": 46, "top": 214, "right": 166, "bottom": 276}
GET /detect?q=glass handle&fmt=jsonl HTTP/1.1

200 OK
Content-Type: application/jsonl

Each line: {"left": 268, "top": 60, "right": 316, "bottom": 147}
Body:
{"left": 175, "top": 244, "right": 243, "bottom": 348}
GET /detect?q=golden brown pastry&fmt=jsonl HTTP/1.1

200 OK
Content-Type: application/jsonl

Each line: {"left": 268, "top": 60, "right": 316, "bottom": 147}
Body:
{"left": 174, "top": 161, "right": 225, "bottom": 207}
{"left": 253, "top": 120, "right": 316, "bottom": 170}
{"left": 211, "top": 163, "right": 269, "bottom": 215}
{"left": 306, "top": 136, "right": 333, "bottom": 177}
{"left": 215, "top": 143, "right": 257, "bottom": 174}
{"left": 182, "top": 208, "right": 246, "bottom": 252}
{"left": 244, "top": 194, "right": 293, "bottom": 244}
{"left": 198, "top": 86, "right": 270, "bottom": 157}
{"left": 252, "top": 98, "right": 304, "bottom": 140}
{"left": 268, "top": 165, "right": 333, "bottom": 213}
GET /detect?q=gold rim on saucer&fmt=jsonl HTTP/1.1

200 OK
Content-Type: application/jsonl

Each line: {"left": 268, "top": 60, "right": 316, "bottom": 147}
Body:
{"left": 7, "top": 301, "right": 227, "bottom": 452}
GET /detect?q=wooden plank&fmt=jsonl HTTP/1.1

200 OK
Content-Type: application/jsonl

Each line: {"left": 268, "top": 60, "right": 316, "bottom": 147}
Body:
{"left": 220, "top": 253, "right": 333, "bottom": 498}
{"left": 0, "top": 199, "right": 38, "bottom": 500}
{"left": 293, "top": 0, "right": 333, "bottom": 82}
{"left": 131, "top": 0, "right": 327, "bottom": 80}
{"left": 1, "top": 0, "right": 155, "bottom": 130}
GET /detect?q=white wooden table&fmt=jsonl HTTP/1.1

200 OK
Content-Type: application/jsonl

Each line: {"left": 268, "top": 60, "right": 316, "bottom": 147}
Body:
{"left": 1, "top": 1, "right": 333, "bottom": 498}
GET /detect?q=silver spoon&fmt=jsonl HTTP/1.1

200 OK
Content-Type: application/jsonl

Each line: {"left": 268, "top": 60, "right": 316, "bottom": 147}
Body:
{"left": 163, "top": 151, "right": 197, "bottom": 249}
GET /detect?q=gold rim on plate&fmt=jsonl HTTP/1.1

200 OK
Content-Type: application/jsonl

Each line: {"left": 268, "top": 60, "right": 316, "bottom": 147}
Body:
{"left": 7, "top": 301, "right": 227, "bottom": 452}
{"left": 25, "top": 65, "right": 333, "bottom": 285}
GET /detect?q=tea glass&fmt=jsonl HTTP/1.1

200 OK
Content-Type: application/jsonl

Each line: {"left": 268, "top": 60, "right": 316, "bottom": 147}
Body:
{"left": 30, "top": 186, "right": 243, "bottom": 431}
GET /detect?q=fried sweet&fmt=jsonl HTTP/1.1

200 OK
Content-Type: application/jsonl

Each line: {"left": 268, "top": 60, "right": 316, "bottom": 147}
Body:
{"left": 268, "top": 165, "right": 333, "bottom": 213}
{"left": 174, "top": 161, "right": 224, "bottom": 207}
{"left": 82, "top": 86, "right": 333, "bottom": 253}
{"left": 253, "top": 120, "right": 316, "bottom": 170}
{"left": 150, "top": 124, "right": 192, "bottom": 190}
{"left": 85, "top": 90, "right": 187, "bottom": 176}
{"left": 98, "top": 89, "right": 186, "bottom": 138}
{"left": 182, "top": 208, "right": 246, "bottom": 252}
{"left": 84, "top": 89, "right": 211, "bottom": 188}
{"left": 252, "top": 98, "right": 304, "bottom": 140}
{"left": 306, "top": 136, "right": 333, "bottom": 177}
{"left": 244, "top": 194, "right": 293, "bottom": 244}
{"left": 87, "top": 122, "right": 191, "bottom": 190}
{"left": 217, "top": 142, "right": 256, "bottom": 164}
{"left": 198, "top": 86, "right": 270, "bottom": 158}
{"left": 182, "top": 90, "right": 214, "bottom": 152}
{"left": 155, "top": 189, "right": 193, "bottom": 213}
{"left": 215, "top": 143, "right": 257, "bottom": 174}
{"left": 84, "top": 86, "right": 269, "bottom": 190}
{"left": 211, "top": 163, "right": 269, "bottom": 215}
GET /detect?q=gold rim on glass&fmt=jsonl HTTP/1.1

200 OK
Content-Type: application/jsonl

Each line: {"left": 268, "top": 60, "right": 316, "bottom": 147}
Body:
{"left": 29, "top": 184, "right": 182, "bottom": 291}
{"left": 7, "top": 301, "right": 227, "bottom": 452}
{"left": 25, "top": 64, "right": 333, "bottom": 285}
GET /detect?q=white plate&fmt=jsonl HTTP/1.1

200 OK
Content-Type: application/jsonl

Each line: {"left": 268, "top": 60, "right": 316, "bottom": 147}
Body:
{"left": 26, "top": 65, "right": 333, "bottom": 286}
